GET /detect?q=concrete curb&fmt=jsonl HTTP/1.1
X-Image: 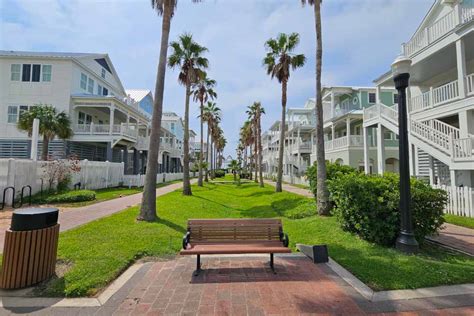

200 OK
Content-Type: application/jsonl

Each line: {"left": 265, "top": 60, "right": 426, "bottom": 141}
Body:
{"left": 326, "top": 257, "right": 474, "bottom": 302}
{"left": 0, "top": 263, "right": 144, "bottom": 308}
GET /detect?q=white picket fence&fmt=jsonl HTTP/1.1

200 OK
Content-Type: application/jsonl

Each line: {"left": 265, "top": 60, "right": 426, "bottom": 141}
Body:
{"left": 434, "top": 184, "right": 474, "bottom": 217}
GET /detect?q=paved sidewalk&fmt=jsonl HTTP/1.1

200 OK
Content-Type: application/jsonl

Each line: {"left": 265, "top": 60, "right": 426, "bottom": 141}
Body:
{"left": 0, "top": 180, "right": 193, "bottom": 252}
{"left": 263, "top": 179, "right": 313, "bottom": 198}
{"left": 428, "top": 223, "right": 474, "bottom": 256}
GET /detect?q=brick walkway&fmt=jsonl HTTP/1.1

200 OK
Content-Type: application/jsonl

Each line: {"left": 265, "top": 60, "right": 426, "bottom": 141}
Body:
{"left": 427, "top": 223, "right": 474, "bottom": 256}
{"left": 263, "top": 180, "right": 313, "bottom": 198}
{"left": 0, "top": 180, "right": 193, "bottom": 252}
{"left": 116, "top": 256, "right": 365, "bottom": 315}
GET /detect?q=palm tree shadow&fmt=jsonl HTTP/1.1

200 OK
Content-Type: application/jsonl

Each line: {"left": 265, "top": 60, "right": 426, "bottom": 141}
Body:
{"left": 156, "top": 218, "right": 187, "bottom": 234}
{"left": 240, "top": 198, "right": 303, "bottom": 218}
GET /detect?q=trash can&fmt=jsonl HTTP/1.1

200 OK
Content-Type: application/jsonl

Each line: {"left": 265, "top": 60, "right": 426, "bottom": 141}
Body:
{"left": 0, "top": 207, "right": 60, "bottom": 289}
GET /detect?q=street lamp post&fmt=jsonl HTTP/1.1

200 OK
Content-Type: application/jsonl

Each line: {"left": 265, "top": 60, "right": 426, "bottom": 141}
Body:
{"left": 391, "top": 55, "right": 419, "bottom": 254}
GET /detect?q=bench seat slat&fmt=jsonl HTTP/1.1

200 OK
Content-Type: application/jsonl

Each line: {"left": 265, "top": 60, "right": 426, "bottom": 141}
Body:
{"left": 180, "top": 241, "right": 291, "bottom": 255}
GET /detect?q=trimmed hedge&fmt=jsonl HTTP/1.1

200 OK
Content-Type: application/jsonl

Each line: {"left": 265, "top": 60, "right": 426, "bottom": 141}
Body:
{"left": 214, "top": 169, "right": 226, "bottom": 178}
{"left": 328, "top": 173, "right": 446, "bottom": 246}
{"left": 306, "top": 161, "right": 358, "bottom": 200}
{"left": 44, "top": 190, "right": 96, "bottom": 204}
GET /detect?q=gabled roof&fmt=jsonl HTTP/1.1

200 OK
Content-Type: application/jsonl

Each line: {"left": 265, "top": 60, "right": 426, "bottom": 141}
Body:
{"left": 125, "top": 89, "right": 153, "bottom": 103}
{"left": 0, "top": 50, "right": 127, "bottom": 94}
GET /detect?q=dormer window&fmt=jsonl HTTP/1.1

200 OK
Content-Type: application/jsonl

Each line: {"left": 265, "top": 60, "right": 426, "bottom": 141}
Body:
{"left": 368, "top": 93, "right": 376, "bottom": 103}
{"left": 101, "top": 68, "right": 106, "bottom": 79}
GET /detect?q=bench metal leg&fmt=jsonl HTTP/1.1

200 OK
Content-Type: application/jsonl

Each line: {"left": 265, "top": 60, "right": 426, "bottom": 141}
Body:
{"left": 194, "top": 254, "right": 202, "bottom": 276}
{"left": 269, "top": 253, "right": 276, "bottom": 274}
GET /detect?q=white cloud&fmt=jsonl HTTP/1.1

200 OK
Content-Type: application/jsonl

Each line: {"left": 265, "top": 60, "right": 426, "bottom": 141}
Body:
{"left": 0, "top": 0, "right": 433, "bottom": 156}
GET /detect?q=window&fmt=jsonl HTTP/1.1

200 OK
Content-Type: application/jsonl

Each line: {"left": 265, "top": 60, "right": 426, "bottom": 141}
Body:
{"left": 10, "top": 64, "right": 21, "bottom": 81}
{"left": 42, "top": 65, "right": 52, "bottom": 82}
{"left": 19, "top": 105, "right": 29, "bottom": 119}
{"left": 78, "top": 112, "right": 92, "bottom": 125}
{"left": 87, "top": 78, "right": 94, "bottom": 93}
{"left": 7, "top": 106, "right": 18, "bottom": 123}
{"left": 97, "top": 84, "right": 102, "bottom": 95}
{"left": 22, "top": 64, "right": 31, "bottom": 82}
{"left": 393, "top": 93, "right": 399, "bottom": 104}
{"left": 368, "top": 93, "right": 376, "bottom": 103}
{"left": 32, "top": 64, "right": 41, "bottom": 82}
{"left": 80, "top": 73, "right": 87, "bottom": 90}
{"left": 102, "top": 87, "right": 108, "bottom": 96}
{"left": 101, "top": 68, "right": 106, "bottom": 79}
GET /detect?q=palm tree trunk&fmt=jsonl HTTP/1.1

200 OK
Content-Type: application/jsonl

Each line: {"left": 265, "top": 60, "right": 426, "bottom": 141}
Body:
{"left": 276, "top": 79, "right": 287, "bottom": 192}
{"left": 205, "top": 124, "right": 210, "bottom": 182}
{"left": 198, "top": 101, "right": 204, "bottom": 186}
{"left": 182, "top": 83, "right": 192, "bottom": 195}
{"left": 209, "top": 134, "right": 213, "bottom": 179}
{"left": 138, "top": 2, "right": 172, "bottom": 221}
{"left": 41, "top": 134, "right": 49, "bottom": 161}
{"left": 254, "top": 123, "right": 258, "bottom": 183}
{"left": 258, "top": 114, "right": 264, "bottom": 187}
{"left": 314, "top": 0, "right": 330, "bottom": 215}
{"left": 249, "top": 143, "right": 253, "bottom": 180}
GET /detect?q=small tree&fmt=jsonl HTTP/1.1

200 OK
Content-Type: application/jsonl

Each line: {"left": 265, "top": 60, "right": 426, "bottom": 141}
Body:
{"left": 229, "top": 159, "right": 241, "bottom": 184}
{"left": 42, "top": 154, "right": 81, "bottom": 191}
{"left": 17, "top": 104, "right": 73, "bottom": 161}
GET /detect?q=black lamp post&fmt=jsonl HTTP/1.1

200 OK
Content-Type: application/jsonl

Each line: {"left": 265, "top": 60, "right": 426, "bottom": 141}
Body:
{"left": 392, "top": 55, "right": 419, "bottom": 254}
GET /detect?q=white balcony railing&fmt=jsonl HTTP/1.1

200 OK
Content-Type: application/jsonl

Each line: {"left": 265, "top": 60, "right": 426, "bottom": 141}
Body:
{"left": 402, "top": 1, "right": 474, "bottom": 56}
{"left": 452, "top": 136, "right": 474, "bottom": 160}
{"left": 73, "top": 123, "right": 138, "bottom": 139}
{"left": 409, "top": 79, "right": 461, "bottom": 113}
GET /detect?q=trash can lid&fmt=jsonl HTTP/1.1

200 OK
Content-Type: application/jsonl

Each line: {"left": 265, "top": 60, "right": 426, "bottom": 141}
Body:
{"left": 11, "top": 207, "right": 59, "bottom": 231}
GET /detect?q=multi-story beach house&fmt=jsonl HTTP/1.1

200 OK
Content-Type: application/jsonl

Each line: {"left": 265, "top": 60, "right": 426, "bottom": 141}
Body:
{"left": 316, "top": 86, "right": 399, "bottom": 174}
{"left": 365, "top": 0, "right": 474, "bottom": 188}
{"left": 0, "top": 50, "right": 182, "bottom": 175}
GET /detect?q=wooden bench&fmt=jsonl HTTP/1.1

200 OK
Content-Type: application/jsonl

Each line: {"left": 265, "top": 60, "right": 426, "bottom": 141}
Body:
{"left": 180, "top": 219, "right": 290, "bottom": 275}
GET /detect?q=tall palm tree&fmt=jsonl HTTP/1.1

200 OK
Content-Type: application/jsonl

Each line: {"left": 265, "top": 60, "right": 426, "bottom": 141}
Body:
{"left": 192, "top": 74, "right": 217, "bottom": 187}
{"left": 239, "top": 121, "right": 253, "bottom": 178}
{"left": 168, "top": 33, "right": 209, "bottom": 195}
{"left": 139, "top": 0, "right": 175, "bottom": 222}
{"left": 302, "top": 0, "right": 330, "bottom": 215}
{"left": 202, "top": 102, "right": 220, "bottom": 181}
{"left": 263, "top": 33, "right": 306, "bottom": 192}
{"left": 248, "top": 102, "right": 266, "bottom": 187}
{"left": 18, "top": 104, "right": 73, "bottom": 161}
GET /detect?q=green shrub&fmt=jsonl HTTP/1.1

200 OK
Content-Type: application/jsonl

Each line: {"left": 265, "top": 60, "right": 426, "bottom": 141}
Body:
{"left": 44, "top": 190, "right": 96, "bottom": 204}
{"left": 284, "top": 200, "right": 317, "bottom": 219}
{"left": 214, "top": 169, "right": 225, "bottom": 178}
{"left": 328, "top": 173, "right": 446, "bottom": 246}
{"left": 306, "top": 161, "right": 358, "bottom": 199}
{"left": 57, "top": 174, "right": 72, "bottom": 193}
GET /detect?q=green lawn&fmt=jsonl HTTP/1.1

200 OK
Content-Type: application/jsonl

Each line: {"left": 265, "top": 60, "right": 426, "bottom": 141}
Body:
{"left": 38, "top": 181, "right": 474, "bottom": 297}
{"left": 444, "top": 214, "right": 474, "bottom": 229}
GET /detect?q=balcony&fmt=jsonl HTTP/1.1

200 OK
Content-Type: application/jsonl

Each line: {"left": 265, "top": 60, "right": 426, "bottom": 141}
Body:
{"left": 73, "top": 123, "right": 138, "bottom": 140}
{"left": 322, "top": 135, "right": 398, "bottom": 153}
{"left": 403, "top": 2, "right": 474, "bottom": 57}
{"left": 408, "top": 74, "right": 474, "bottom": 113}
{"left": 323, "top": 102, "right": 361, "bottom": 123}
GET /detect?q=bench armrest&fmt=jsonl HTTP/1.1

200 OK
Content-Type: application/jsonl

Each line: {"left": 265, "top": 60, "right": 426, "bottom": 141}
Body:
{"left": 182, "top": 231, "right": 191, "bottom": 249}
{"left": 281, "top": 232, "right": 289, "bottom": 247}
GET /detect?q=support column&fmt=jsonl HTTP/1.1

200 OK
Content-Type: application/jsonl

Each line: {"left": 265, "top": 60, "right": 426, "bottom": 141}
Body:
{"left": 428, "top": 155, "right": 435, "bottom": 185}
{"left": 376, "top": 86, "right": 381, "bottom": 104}
{"left": 377, "top": 123, "right": 385, "bottom": 175}
{"left": 363, "top": 127, "right": 370, "bottom": 174}
{"left": 450, "top": 169, "right": 456, "bottom": 188}
{"left": 30, "top": 118, "right": 40, "bottom": 161}
{"left": 106, "top": 142, "right": 113, "bottom": 162}
{"left": 133, "top": 148, "right": 139, "bottom": 175}
{"left": 297, "top": 127, "right": 301, "bottom": 171}
{"left": 331, "top": 124, "right": 335, "bottom": 140}
{"left": 455, "top": 38, "right": 467, "bottom": 99}
{"left": 413, "top": 146, "right": 419, "bottom": 177}
{"left": 346, "top": 118, "right": 351, "bottom": 144}
{"left": 330, "top": 91, "right": 335, "bottom": 119}
{"left": 109, "top": 106, "right": 115, "bottom": 135}
{"left": 459, "top": 110, "right": 474, "bottom": 138}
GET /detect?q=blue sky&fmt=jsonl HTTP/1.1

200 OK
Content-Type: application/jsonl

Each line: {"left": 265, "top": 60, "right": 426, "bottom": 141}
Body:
{"left": 0, "top": 0, "right": 433, "bottom": 157}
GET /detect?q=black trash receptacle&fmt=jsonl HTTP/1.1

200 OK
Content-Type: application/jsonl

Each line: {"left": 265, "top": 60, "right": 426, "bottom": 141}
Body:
{"left": 0, "top": 207, "right": 60, "bottom": 289}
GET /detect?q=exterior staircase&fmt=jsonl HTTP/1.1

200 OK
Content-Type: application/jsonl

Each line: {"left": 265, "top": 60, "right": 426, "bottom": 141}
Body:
{"left": 363, "top": 103, "right": 474, "bottom": 170}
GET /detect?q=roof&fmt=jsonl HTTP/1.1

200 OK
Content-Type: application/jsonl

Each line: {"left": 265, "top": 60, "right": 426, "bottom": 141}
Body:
{"left": 0, "top": 50, "right": 105, "bottom": 59}
{"left": 125, "top": 89, "right": 153, "bottom": 103}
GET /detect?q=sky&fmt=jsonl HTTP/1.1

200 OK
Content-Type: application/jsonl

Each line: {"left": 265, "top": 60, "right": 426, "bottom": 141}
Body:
{"left": 0, "top": 0, "right": 434, "bottom": 157}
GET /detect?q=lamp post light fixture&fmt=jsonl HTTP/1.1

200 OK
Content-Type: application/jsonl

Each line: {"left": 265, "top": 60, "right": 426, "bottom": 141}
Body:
{"left": 391, "top": 55, "right": 419, "bottom": 254}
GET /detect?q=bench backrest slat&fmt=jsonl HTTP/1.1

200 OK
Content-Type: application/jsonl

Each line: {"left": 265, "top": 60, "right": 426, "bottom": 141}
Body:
{"left": 187, "top": 219, "right": 282, "bottom": 243}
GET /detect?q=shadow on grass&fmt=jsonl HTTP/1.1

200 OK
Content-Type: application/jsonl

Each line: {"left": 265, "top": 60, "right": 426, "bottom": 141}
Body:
{"left": 240, "top": 198, "right": 303, "bottom": 218}
{"left": 156, "top": 218, "right": 187, "bottom": 234}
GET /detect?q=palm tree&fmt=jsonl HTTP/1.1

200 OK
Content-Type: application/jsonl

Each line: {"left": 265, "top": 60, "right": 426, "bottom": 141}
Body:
{"left": 302, "top": 0, "right": 330, "bottom": 215}
{"left": 17, "top": 104, "right": 73, "bottom": 161}
{"left": 240, "top": 120, "right": 253, "bottom": 179}
{"left": 229, "top": 159, "right": 240, "bottom": 183}
{"left": 249, "top": 102, "right": 266, "bottom": 187}
{"left": 246, "top": 106, "right": 258, "bottom": 183}
{"left": 192, "top": 73, "right": 217, "bottom": 187}
{"left": 168, "top": 33, "right": 209, "bottom": 196}
{"left": 202, "top": 102, "right": 220, "bottom": 181}
{"left": 263, "top": 33, "right": 306, "bottom": 192}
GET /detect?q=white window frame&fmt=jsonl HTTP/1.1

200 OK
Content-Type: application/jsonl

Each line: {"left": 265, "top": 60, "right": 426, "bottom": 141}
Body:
{"left": 80, "top": 73, "right": 87, "bottom": 90}
{"left": 97, "top": 84, "right": 102, "bottom": 95}
{"left": 78, "top": 111, "right": 92, "bottom": 125}
{"left": 368, "top": 92, "right": 376, "bottom": 104}
{"left": 10, "top": 64, "right": 21, "bottom": 81}
{"left": 7, "top": 106, "right": 18, "bottom": 123}
{"left": 87, "top": 77, "right": 94, "bottom": 94}
{"left": 101, "top": 68, "right": 106, "bottom": 79}
{"left": 42, "top": 65, "right": 52, "bottom": 82}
